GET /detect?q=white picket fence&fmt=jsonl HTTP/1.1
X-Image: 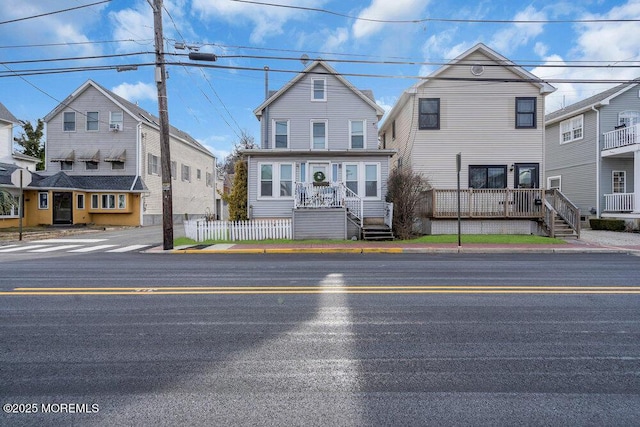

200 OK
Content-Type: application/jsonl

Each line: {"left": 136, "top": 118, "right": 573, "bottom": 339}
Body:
{"left": 184, "top": 219, "right": 292, "bottom": 242}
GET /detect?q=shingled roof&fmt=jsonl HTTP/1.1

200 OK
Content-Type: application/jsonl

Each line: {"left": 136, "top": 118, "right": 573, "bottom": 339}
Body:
{"left": 0, "top": 101, "right": 18, "bottom": 124}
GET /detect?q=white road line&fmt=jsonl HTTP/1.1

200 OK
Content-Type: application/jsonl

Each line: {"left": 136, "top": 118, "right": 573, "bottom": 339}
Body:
{"left": 29, "top": 245, "right": 84, "bottom": 253}
{"left": 106, "top": 245, "right": 150, "bottom": 253}
{"left": 30, "top": 238, "right": 108, "bottom": 243}
{"left": 0, "top": 245, "right": 19, "bottom": 250}
{"left": 68, "top": 244, "right": 119, "bottom": 253}
{"left": 0, "top": 245, "right": 50, "bottom": 252}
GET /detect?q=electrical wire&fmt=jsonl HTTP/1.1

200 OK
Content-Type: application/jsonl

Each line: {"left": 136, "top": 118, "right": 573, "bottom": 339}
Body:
{"left": 0, "top": 0, "right": 112, "bottom": 25}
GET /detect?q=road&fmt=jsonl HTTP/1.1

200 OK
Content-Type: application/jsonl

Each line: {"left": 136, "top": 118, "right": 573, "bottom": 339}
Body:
{"left": 1, "top": 253, "right": 640, "bottom": 426}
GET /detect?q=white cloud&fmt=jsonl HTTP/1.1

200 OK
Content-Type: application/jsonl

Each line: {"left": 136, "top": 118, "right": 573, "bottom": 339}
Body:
{"left": 191, "top": 0, "right": 330, "bottom": 44}
{"left": 112, "top": 82, "right": 157, "bottom": 103}
{"left": 490, "top": 6, "right": 546, "bottom": 54}
{"left": 352, "top": 0, "right": 430, "bottom": 39}
{"left": 321, "top": 27, "right": 350, "bottom": 52}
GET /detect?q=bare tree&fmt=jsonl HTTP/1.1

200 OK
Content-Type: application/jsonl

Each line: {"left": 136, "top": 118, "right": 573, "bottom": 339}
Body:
{"left": 217, "top": 131, "right": 257, "bottom": 177}
{"left": 386, "top": 168, "right": 430, "bottom": 240}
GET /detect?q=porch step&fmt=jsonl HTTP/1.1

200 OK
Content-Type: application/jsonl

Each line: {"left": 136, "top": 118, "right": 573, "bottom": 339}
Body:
{"left": 362, "top": 225, "right": 394, "bottom": 241}
{"left": 553, "top": 219, "right": 578, "bottom": 239}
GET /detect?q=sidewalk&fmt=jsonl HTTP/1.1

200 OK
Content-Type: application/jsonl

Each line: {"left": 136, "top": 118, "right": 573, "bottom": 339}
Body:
{"left": 154, "top": 234, "right": 640, "bottom": 255}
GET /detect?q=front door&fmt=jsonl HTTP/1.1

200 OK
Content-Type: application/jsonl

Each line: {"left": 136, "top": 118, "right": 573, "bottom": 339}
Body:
{"left": 53, "top": 192, "right": 73, "bottom": 225}
{"left": 514, "top": 163, "right": 539, "bottom": 189}
{"left": 308, "top": 162, "right": 330, "bottom": 184}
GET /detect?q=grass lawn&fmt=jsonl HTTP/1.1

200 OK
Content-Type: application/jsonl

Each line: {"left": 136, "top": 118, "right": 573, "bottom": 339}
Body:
{"left": 175, "top": 234, "right": 566, "bottom": 246}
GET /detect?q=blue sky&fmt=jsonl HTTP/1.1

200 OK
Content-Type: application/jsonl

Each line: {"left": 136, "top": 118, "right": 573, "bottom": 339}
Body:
{"left": 1, "top": 0, "right": 639, "bottom": 161}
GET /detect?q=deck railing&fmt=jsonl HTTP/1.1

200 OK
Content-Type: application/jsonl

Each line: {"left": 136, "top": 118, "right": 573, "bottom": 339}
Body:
{"left": 422, "top": 188, "right": 545, "bottom": 218}
{"left": 294, "top": 182, "right": 363, "bottom": 226}
{"left": 603, "top": 124, "right": 639, "bottom": 150}
{"left": 604, "top": 193, "right": 634, "bottom": 212}
{"left": 545, "top": 189, "right": 581, "bottom": 238}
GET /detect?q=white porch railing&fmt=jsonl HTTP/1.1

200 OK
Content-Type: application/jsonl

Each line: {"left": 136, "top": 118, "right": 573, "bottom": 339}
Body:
{"left": 184, "top": 219, "right": 292, "bottom": 242}
{"left": 294, "top": 182, "right": 363, "bottom": 226}
{"left": 603, "top": 124, "right": 639, "bottom": 150}
{"left": 604, "top": 193, "right": 634, "bottom": 212}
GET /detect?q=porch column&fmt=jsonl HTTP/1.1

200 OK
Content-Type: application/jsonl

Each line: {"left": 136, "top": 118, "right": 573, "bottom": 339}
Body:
{"left": 634, "top": 150, "right": 640, "bottom": 213}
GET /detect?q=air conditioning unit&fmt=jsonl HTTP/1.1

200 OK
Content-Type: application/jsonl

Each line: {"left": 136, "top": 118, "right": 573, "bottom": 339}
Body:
{"left": 109, "top": 123, "right": 121, "bottom": 131}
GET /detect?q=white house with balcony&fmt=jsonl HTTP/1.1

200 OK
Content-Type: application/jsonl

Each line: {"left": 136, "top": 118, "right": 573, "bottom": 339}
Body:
{"left": 545, "top": 79, "right": 640, "bottom": 226}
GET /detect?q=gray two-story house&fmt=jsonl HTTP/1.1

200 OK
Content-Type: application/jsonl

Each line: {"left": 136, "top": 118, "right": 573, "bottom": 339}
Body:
{"left": 545, "top": 80, "right": 640, "bottom": 226}
{"left": 245, "top": 60, "right": 395, "bottom": 240}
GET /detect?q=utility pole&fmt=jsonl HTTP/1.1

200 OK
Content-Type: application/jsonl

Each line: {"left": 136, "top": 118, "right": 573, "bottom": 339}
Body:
{"left": 150, "top": 0, "right": 173, "bottom": 250}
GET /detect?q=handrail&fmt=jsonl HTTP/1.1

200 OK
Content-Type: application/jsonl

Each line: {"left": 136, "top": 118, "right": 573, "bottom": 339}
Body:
{"left": 545, "top": 189, "right": 580, "bottom": 238}
{"left": 341, "top": 183, "right": 363, "bottom": 227}
{"left": 543, "top": 199, "right": 557, "bottom": 238}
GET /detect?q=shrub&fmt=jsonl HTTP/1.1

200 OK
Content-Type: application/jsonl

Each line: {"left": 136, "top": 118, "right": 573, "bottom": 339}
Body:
{"left": 589, "top": 218, "right": 625, "bottom": 231}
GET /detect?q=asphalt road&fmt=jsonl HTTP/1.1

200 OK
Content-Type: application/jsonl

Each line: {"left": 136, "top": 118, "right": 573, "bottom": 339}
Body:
{"left": 1, "top": 253, "right": 640, "bottom": 426}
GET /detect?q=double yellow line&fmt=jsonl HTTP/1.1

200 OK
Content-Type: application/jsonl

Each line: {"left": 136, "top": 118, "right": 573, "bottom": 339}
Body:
{"left": 2, "top": 285, "right": 640, "bottom": 296}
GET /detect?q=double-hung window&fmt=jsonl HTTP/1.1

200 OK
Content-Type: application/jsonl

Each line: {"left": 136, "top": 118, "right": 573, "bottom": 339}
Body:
{"left": 259, "top": 163, "right": 294, "bottom": 198}
{"left": 419, "top": 98, "right": 440, "bottom": 130}
{"left": 560, "top": 115, "right": 583, "bottom": 143}
{"left": 350, "top": 120, "right": 365, "bottom": 149}
{"left": 311, "top": 120, "right": 327, "bottom": 149}
{"left": 181, "top": 164, "right": 191, "bottom": 182}
{"left": 469, "top": 165, "right": 507, "bottom": 189}
{"left": 86, "top": 112, "right": 99, "bottom": 131}
{"left": 148, "top": 154, "right": 159, "bottom": 175}
{"left": 516, "top": 97, "right": 536, "bottom": 128}
{"left": 311, "top": 78, "right": 326, "bottom": 101}
{"left": 91, "top": 194, "right": 99, "bottom": 209}
{"left": 344, "top": 163, "right": 380, "bottom": 199}
{"left": 110, "top": 111, "right": 123, "bottom": 131}
{"left": 274, "top": 120, "right": 289, "bottom": 148}
{"left": 63, "top": 112, "right": 76, "bottom": 132}
{"left": 102, "top": 194, "right": 116, "bottom": 209}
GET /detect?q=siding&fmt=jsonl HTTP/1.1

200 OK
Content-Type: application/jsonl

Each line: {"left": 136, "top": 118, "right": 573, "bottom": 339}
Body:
{"left": 381, "top": 50, "right": 547, "bottom": 189}
{"left": 293, "top": 208, "right": 346, "bottom": 239}
{"left": 261, "top": 64, "right": 381, "bottom": 151}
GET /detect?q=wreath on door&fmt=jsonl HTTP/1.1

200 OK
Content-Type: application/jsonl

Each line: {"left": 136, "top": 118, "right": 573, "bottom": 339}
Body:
{"left": 313, "top": 171, "right": 326, "bottom": 183}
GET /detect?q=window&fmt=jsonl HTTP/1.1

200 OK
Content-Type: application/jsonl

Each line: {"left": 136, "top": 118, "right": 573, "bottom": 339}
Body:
{"left": 392, "top": 120, "right": 396, "bottom": 140}
{"left": 350, "top": 120, "right": 365, "bottom": 149}
{"left": 171, "top": 161, "right": 177, "bottom": 179}
{"left": 118, "top": 194, "right": 126, "bottom": 209}
{"left": 311, "top": 120, "right": 327, "bottom": 149}
{"left": 38, "top": 192, "right": 49, "bottom": 209}
{"left": 516, "top": 97, "right": 536, "bottom": 128}
{"left": 77, "top": 194, "right": 85, "bottom": 210}
{"left": 206, "top": 172, "right": 212, "bottom": 187}
{"left": 560, "top": 115, "right": 583, "bottom": 143}
{"left": 619, "top": 111, "right": 640, "bottom": 127}
{"left": 63, "top": 112, "right": 76, "bottom": 132}
{"left": 197, "top": 169, "right": 202, "bottom": 180}
{"left": 86, "top": 111, "right": 99, "bottom": 131}
{"left": 381, "top": 132, "right": 386, "bottom": 149}
{"left": 332, "top": 163, "right": 339, "bottom": 182}
{"left": 419, "top": 98, "right": 440, "bottom": 130}
{"left": 110, "top": 111, "right": 123, "bottom": 130}
{"left": 102, "top": 194, "right": 115, "bottom": 209}
{"left": 91, "top": 194, "right": 99, "bottom": 209}
{"left": 181, "top": 164, "right": 191, "bottom": 182}
{"left": 274, "top": 120, "right": 289, "bottom": 148}
{"left": 280, "top": 164, "right": 292, "bottom": 196}
{"left": 111, "top": 161, "right": 124, "bottom": 170}
{"left": 547, "top": 176, "right": 561, "bottom": 191}
{"left": 260, "top": 164, "right": 273, "bottom": 197}
{"left": 311, "top": 78, "right": 326, "bottom": 101}
{"left": 613, "top": 171, "right": 626, "bottom": 193}
{"left": 86, "top": 161, "right": 98, "bottom": 170}
{"left": 259, "top": 163, "right": 294, "bottom": 198}
{"left": 300, "top": 163, "right": 306, "bottom": 182}
{"left": 345, "top": 164, "right": 358, "bottom": 194}
{"left": 365, "top": 164, "right": 379, "bottom": 197}
{"left": 469, "top": 165, "right": 507, "bottom": 189}
{"left": 148, "top": 154, "right": 159, "bottom": 175}
{"left": 61, "top": 161, "right": 73, "bottom": 171}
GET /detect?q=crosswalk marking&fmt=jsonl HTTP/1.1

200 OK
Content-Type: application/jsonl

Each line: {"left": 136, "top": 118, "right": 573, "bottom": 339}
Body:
{"left": 0, "top": 245, "right": 50, "bottom": 252}
{"left": 30, "top": 238, "right": 108, "bottom": 243}
{"left": 68, "top": 244, "right": 119, "bottom": 253}
{"left": 29, "top": 245, "right": 84, "bottom": 253}
{"left": 106, "top": 245, "right": 150, "bottom": 253}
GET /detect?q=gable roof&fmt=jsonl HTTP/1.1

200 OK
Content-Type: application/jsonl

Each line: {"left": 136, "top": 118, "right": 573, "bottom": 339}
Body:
{"left": 0, "top": 101, "right": 19, "bottom": 124}
{"left": 545, "top": 80, "right": 640, "bottom": 125}
{"left": 381, "top": 43, "right": 556, "bottom": 128}
{"left": 253, "top": 60, "right": 385, "bottom": 118}
{"left": 43, "top": 80, "right": 214, "bottom": 158}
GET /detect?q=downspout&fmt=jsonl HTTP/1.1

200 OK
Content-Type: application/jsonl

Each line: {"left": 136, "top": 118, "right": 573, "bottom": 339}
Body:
{"left": 592, "top": 106, "right": 600, "bottom": 217}
{"left": 137, "top": 121, "right": 144, "bottom": 226}
{"left": 264, "top": 66, "right": 270, "bottom": 149}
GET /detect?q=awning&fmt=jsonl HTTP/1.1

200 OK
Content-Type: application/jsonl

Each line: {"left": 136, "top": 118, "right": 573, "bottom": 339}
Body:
{"left": 104, "top": 149, "right": 126, "bottom": 162}
{"left": 50, "top": 150, "right": 75, "bottom": 162}
{"left": 77, "top": 150, "right": 100, "bottom": 162}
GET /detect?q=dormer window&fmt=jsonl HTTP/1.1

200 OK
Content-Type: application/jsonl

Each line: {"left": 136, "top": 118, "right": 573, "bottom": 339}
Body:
{"left": 311, "top": 78, "right": 326, "bottom": 101}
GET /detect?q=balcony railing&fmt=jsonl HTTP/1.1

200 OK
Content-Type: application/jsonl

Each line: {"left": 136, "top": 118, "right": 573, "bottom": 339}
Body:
{"left": 603, "top": 124, "right": 639, "bottom": 150}
{"left": 604, "top": 193, "right": 634, "bottom": 212}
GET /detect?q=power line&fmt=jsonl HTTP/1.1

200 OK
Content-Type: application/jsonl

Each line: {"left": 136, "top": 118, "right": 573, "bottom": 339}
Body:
{"left": 0, "top": 39, "right": 154, "bottom": 50}
{"left": 1, "top": 52, "right": 153, "bottom": 65}
{"left": 231, "top": 0, "right": 640, "bottom": 24}
{"left": 0, "top": 0, "right": 112, "bottom": 25}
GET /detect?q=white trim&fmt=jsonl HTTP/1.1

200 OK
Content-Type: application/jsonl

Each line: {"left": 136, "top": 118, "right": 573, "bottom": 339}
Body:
{"left": 86, "top": 111, "right": 99, "bottom": 132}
{"left": 349, "top": 119, "right": 366, "bottom": 149}
{"left": 559, "top": 114, "right": 584, "bottom": 144}
{"left": 63, "top": 111, "right": 76, "bottom": 132}
{"left": 272, "top": 119, "right": 290, "bottom": 149}
{"left": 257, "top": 161, "right": 295, "bottom": 199}
{"left": 311, "top": 77, "right": 327, "bottom": 102}
{"left": 342, "top": 161, "right": 381, "bottom": 200}
{"left": 547, "top": 175, "right": 562, "bottom": 191}
{"left": 310, "top": 119, "right": 328, "bottom": 150}
{"left": 612, "top": 170, "right": 627, "bottom": 193}
{"left": 38, "top": 192, "right": 49, "bottom": 210}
